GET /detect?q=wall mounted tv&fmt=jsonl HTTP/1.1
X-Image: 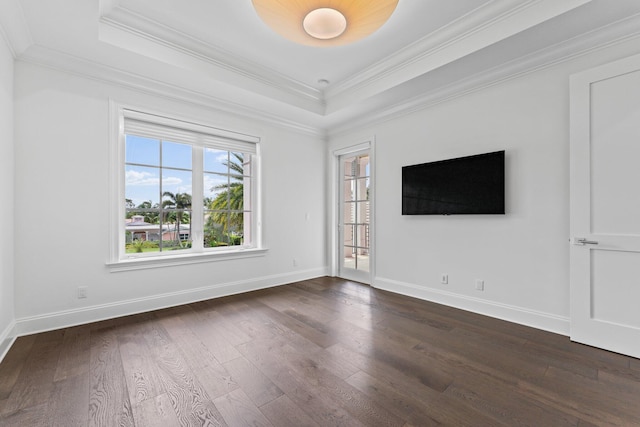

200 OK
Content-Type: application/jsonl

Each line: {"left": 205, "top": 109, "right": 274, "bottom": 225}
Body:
{"left": 402, "top": 150, "right": 505, "bottom": 215}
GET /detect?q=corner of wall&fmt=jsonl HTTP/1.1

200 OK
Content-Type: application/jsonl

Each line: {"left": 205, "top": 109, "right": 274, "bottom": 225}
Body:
{"left": 0, "top": 320, "right": 17, "bottom": 364}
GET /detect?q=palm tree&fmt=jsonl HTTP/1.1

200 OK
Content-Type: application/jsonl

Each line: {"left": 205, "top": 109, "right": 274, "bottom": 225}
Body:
{"left": 135, "top": 200, "right": 160, "bottom": 224}
{"left": 162, "top": 192, "right": 192, "bottom": 247}
{"left": 207, "top": 153, "right": 245, "bottom": 244}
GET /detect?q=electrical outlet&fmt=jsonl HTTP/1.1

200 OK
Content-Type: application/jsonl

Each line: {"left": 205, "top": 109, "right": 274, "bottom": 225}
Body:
{"left": 293, "top": 258, "right": 298, "bottom": 267}
{"left": 475, "top": 280, "right": 484, "bottom": 291}
{"left": 440, "top": 274, "right": 448, "bottom": 284}
{"left": 77, "top": 286, "right": 88, "bottom": 299}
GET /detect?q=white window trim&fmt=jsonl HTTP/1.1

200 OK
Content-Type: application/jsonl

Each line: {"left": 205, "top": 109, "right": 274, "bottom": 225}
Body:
{"left": 107, "top": 101, "right": 265, "bottom": 271}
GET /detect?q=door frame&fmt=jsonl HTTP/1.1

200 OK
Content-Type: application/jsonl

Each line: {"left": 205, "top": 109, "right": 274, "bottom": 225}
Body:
{"left": 331, "top": 138, "right": 375, "bottom": 284}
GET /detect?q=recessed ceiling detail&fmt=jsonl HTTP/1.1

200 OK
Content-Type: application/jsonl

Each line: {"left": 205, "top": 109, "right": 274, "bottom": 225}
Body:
{"left": 10, "top": 0, "right": 640, "bottom": 135}
{"left": 251, "top": 0, "right": 399, "bottom": 46}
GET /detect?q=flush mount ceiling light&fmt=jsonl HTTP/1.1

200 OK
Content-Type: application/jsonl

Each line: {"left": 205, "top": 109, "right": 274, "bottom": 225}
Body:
{"left": 252, "top": 0, "right": 399, "bottom": 47}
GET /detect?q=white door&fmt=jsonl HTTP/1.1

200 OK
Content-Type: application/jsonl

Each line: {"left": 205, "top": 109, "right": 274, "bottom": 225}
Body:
{"left": 570, "top": 53, "right": 640, "bottom": 358}
{"left": 338, "top": 149, "right": 372, "bottom": 284}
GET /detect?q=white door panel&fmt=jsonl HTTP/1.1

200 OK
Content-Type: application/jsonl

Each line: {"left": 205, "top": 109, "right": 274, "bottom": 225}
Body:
{"left": 570, "top": 53, "right": 640, "bottom": 358}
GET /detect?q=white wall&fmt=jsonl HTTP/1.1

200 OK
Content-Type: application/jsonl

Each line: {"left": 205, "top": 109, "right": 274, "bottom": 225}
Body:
{"left": 0, "top": 33, "right": 15, "bottom": 358}
{"left": 13, "top": 62, "right": 327, "bottom": 333}
{"left": 328, "top": 39, "right": 640, "bottom": 335}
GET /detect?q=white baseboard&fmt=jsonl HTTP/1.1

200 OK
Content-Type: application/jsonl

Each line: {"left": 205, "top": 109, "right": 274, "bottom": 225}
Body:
{"left": 15, "top": 267, "right": 328, "bottom": 337}
{"left": 374, "top": 276, "right": 570, "bottom": 336}
{"left": 0, "top": 320, "right": 17, "bottom": 364}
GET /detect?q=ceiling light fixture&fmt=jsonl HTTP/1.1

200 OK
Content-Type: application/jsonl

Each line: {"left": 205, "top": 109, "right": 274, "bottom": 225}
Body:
{"left": 251, "top": 0, "right": 399, "bottom": 47}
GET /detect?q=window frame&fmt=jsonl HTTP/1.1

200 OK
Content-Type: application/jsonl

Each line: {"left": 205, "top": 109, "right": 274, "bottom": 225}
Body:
{"left": 108, "top": 102, "right": 266, "bottom": 271}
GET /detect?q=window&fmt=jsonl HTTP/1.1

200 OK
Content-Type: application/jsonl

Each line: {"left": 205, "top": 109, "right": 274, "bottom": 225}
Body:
{"left": 110, "top": 106, "right": 263, "bottom": 268}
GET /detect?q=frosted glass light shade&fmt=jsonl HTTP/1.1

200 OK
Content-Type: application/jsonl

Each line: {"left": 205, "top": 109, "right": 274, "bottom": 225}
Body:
{"left": 303, "top": 8, "right": 347, "bottom": 40}
{"left": 252, "top": 0, "right": 399, "bottom": 47}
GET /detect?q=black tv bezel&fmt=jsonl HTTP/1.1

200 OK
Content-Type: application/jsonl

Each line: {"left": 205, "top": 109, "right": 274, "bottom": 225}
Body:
{"left": 401, "top": 150, "right": 505, "bottom": 216}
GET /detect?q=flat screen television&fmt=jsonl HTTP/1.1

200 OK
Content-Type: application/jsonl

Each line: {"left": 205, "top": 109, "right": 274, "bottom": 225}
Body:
{"left": 402, "top": 150, "right": 505, "bottom": 215}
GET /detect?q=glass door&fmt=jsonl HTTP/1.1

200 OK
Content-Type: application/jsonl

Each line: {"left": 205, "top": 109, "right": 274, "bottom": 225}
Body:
{"left": 339, "top": 150, "right": 371, "bottom": 284}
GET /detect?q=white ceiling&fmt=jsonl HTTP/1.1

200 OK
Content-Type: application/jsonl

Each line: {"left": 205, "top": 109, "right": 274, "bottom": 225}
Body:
{"left": 5, "top": 0, "right": 640, "bottom": 135}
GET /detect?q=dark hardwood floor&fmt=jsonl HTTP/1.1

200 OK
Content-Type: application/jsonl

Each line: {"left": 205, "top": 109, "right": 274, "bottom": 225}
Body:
{"left": 1, "top": 277, "right": 639, "bottom": 426}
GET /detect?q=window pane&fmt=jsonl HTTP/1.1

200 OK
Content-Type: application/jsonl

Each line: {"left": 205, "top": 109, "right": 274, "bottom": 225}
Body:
{"left": 242, "top": 211, "right": 251, "bottom": 246}
{"left": 204, "top": 212, "right": 223, "bottom": 248}
{"left": 126, "top": 165, "right": 160, "bottom": 207}
{"left": 161, "top": 169, "right": 192, "bottom": 205}
{"left": 230, "top": 152, "right": 248, "bottom": 176}
{"left": 162, "top": 210, "right": 191, "bottom": 251}
{"left": 229, "top": 174, "right": 243, "bottom": 211}
{"left": 227, "top": 212, "right": 244, "bottom": 246}
{"left": 162, "top": 141, "right": 192, "bottom": 169}
{"left": 126, "top": 209, "right": 160, "bottom": 226}
{"left": 126, "top": 135, "right": 159, "bottom": 166}
{"left": 125, "top": 212, "right": 162, "bottom": 254}
{"left": 204, "top": 148, "right": 229, "bottom": 174}
{"left": 358, "top": 155, "right": 370, "bottom": 178}
{"left": 238, "top": 152, "right": 252, "bottom": 177}
{"left": 343, "top": 225, "right": 355, "bottom": 246}
{"left": 242, "top": 177, "right": 252, "bottom": 211}
{"left": 355, "top": 177, "right": 369, "bottom": 201}
{"left": 343, "top": 201, "right": 356, "bottom": 224}
{"left": 203, "top": 213, "right": 242, "bottom": 247}
{"left": 343, "top": 156, "right": 356, "bottom": 178}
{"left": 355, "top": 201, "right": 370, "bottom": 224}
{"left": 356, "top": 224, "right": 370, "bottom": 250}
{"left": 204, "top": 172, "right": 228, "bottom": 209}
{"left": 343, "top": 179, "right": 355, "bottom": 203}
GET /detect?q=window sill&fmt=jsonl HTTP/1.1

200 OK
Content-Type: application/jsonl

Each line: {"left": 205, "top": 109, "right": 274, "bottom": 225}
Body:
{"left": 106, "top": 247, "right": 268, "bottom": 272}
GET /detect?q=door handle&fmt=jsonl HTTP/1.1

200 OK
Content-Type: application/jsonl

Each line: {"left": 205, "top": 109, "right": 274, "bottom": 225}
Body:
{"left": 573, "top": 237, "right": 599, "bottom": 245}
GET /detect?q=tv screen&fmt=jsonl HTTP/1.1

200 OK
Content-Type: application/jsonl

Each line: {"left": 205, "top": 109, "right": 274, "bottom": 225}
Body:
{"left": 402, "top": 150, "right": 505, "bottom": 215}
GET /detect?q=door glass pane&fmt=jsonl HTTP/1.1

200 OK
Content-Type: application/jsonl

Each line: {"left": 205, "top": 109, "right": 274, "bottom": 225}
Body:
{"left": 343, "top": 225, "right": 355, "bottom": 248}
{"left": 341, "top": 152, "right": 371, "bottom": 276}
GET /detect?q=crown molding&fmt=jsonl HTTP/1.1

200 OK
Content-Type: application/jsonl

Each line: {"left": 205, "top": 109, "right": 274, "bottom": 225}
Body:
{"left": 18, "top": 45, "right": 326, "bottom": 138}
{"left": 328, "top": 13, "right": 640, "bottom": 138}
{"left": 0, "top": 0, "right": 33, "bottom": 57}
{"left": 324, "top": 0, "right": 593, "bottom": 114}
{"left": 99, "top": 5, "right": 325, "bottom": 115}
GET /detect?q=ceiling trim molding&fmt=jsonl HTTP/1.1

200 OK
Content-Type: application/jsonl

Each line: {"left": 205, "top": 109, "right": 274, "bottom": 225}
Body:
{"left": 0, "top": 0, "right": 33, "bottom": 57}
{"left": 18, "top": 45, "right": 325, "bottom": 138}
{"left": 324, "top": 0, "right": 593, "bottom": 114}
{"left": 328, "top": 13, "right": 640, "bottom": 138}
{"left": 99, "top": 5, "right": 325, "bottom": 115}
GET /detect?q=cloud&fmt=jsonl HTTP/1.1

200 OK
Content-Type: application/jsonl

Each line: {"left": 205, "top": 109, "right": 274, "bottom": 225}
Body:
{"left": 126, "top": 170, "right": 182, "bottom": 186}
{"left": 204, "top": 174, "right": 226, "bottom": 196}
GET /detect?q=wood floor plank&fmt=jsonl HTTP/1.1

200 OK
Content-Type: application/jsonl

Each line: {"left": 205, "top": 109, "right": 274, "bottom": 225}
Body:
{"left": 2, "top": 277, "right": 640, "bottom": 426}
{"left": 1, "top": 330, "right": 64, "bottom": 415}
{"left": 133, "top": 393, "right": 181, "bottom": 426}
{"left": 259, "top": 394, "right": 320, "bottom": 427}
{"left": 443, "top": 367, "right": 580, "bottom": 426}
{"left": 48, "top": 374, "right": 90, "bottom": 427}
{"left": 236, "top": 338, "right": 367, "bottom": 427}
{"left": 142, "top": 322, "right": 227, "bottom": 427}
{"left": 221, "top": 356, "right": 283, "bottom": 407}
{"left": 88, "top": 328, "right": 134, "bottom": 427}
{"left": 245, "top": 299, "right": 338, "bottom": 348}
{"left": 155, "top": 306, "right": 238, "bottom": 400}
{"left": 0, "top": 335, "right": 36, "bottom": 400}
{"left": 519, "top": 365, "right": 640, "bottom": 426}
{"left": 345, "top": 370, "right": 442, "bottom": 427}
{"left": 213, "top": 388, "right": 274, "bottom": 427}
{"left": 0, "top": 403, "right": 48, "bottom": 427}
{"left": 117, "top": 322, "right": 165, "bottom": 406}
{"left": 53, "top": 325, "right": 91, "bottom": 382}
{"left": 178, "top": 304, "right": 244, "bottom": 364}
{"left": 276, "top": 342, "right": 405, "bottom": 427}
